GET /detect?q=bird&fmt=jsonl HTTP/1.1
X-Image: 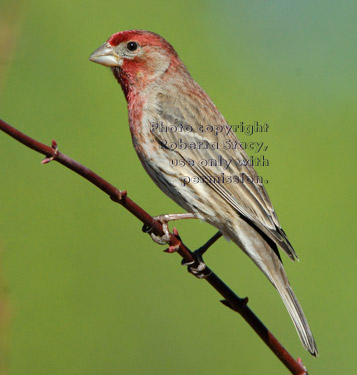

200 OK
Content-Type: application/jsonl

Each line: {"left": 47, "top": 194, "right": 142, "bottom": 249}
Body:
{"left": 89, "top": 29, "right": 318, "bottom": 356}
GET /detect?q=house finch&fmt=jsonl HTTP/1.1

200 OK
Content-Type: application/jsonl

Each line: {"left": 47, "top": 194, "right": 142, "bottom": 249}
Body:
{"left": 89, "top": 30, "right": 318, "bottom": 356}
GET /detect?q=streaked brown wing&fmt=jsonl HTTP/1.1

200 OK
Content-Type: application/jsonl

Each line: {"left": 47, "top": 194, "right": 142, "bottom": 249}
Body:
{"left": 149, "top": 86, "right": 297, "bottom": 260}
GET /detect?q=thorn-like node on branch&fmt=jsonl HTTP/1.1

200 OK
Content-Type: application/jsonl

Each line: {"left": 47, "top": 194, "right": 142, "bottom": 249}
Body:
{"left": 220, "top": 299, "right": 233, "bottom": 309}
{"left": 297, "top": 358, "right": 307, "bottom": 374}
{"left": 172, "top": 227, "right": 182, "bottom": 241}
{"left": 118, "top": 190, "right": 127, "bottom": 200}
{"left": 110, "top": 190, "right": 127, "bottom": 202}
{"left": 221, "top": 297, "right": 249, "bottom": 311}
{"left": 164, "top": 245, "right": 179, "bottom": 253}
{"left": 41, "top": 139, "right": 59, "bottom": 164}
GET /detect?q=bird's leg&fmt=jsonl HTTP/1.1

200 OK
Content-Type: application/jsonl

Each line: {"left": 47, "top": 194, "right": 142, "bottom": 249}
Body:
{"left": 195, "top": 231, "right": 222, "bottom": 257}
{"left": 182, "top": 231, "right": 222, "bottom": 279}
{"left": 142, "top": 213, "right": 198, "bottom": 245}
{"left": 153, "top": 213, "right": 198, "bottom": 222}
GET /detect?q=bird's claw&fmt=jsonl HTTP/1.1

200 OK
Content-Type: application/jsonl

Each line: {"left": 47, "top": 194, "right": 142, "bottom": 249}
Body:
{"left": 143, "top": 213, "right": 195, "bottom": 246}
{"left": 188, "top": 260, "right": 208, "bottom": 279}
{"left": 182, "top": 252, "right": 211, "bottom": 279}
{"left": 150, "top": 230, "right": 171, "bottom": 245}
{"left": 142, "top": 216, "right": 172, "bottom": 245}
{"left": 151, "top": 217, "right": 171, "bottom": 244}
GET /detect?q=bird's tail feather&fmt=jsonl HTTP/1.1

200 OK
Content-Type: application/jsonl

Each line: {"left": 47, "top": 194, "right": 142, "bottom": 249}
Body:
{"left": 274, "top": 276, "right": 318, "bottom": 356}
{"left": 228, "top": 224, "right": 318, "bottom": 356}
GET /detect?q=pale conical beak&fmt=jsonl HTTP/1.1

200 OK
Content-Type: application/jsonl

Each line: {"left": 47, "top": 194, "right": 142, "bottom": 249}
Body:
{"left": 89, "top": 43, "right": 120, "bottom": 67}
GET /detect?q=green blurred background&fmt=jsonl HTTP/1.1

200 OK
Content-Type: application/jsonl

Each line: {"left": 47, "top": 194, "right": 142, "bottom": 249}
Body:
{"left": 0, "top": 0, "right": 355, "bottom": 374}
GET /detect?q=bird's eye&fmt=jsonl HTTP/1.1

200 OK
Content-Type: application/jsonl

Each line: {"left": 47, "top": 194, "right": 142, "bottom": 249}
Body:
{"left": 127, "top": 42, "right": 138, "bottom": 51}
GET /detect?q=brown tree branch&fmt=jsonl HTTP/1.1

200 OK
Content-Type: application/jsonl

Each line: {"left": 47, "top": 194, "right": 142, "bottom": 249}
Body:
{"left": 0, "top": 118, "right": 308, "bottom": 375}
